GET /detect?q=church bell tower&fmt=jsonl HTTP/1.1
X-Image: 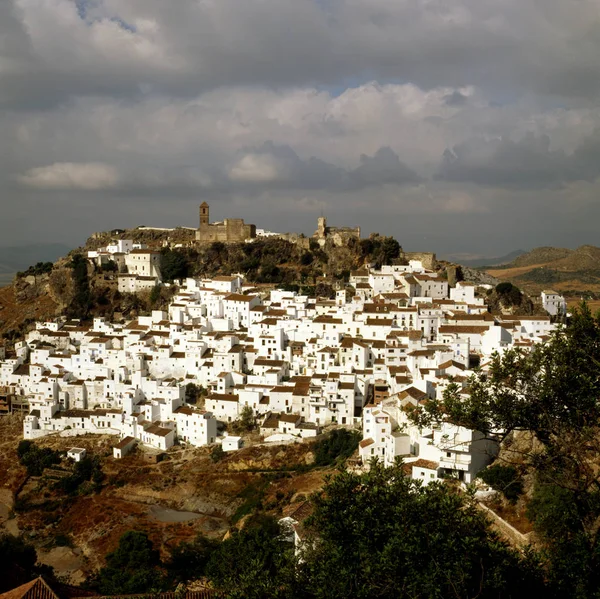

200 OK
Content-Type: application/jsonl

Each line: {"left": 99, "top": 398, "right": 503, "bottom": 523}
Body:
{"left": 200, "top": 202, "right": 209, "bottom": 227}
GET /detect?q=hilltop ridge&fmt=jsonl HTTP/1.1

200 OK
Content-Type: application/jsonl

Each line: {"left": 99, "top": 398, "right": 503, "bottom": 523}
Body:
{"left": 484, "top": 244, "right": 600, "bottom": 303}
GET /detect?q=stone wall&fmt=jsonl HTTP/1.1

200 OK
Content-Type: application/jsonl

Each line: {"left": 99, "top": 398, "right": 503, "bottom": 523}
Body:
{"left": 276, "top": 233, "right": 311, "bottom": 250}
{"left": 402, "top": 251, "right": 437, "bottom": 270}
{"left": 196, "top": 219, "right": 256, "bottom": 243}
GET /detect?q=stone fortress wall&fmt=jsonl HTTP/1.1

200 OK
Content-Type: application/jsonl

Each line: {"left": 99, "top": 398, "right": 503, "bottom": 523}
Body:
{"left": 313, "top": 216, "right": 361, "bottom": 248}
{"left": 192, "top": 204, "right": 434, "bottom": 271}
{"left": 196, "top": 202, "right": 257, "bottom": 244}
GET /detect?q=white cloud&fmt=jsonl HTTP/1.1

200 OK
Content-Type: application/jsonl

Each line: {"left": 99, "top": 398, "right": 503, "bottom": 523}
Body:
{"left": 229, "top": 153, "right": 288, "bottom": 183}
{"left": 18, "top": 162, "right": 119, "bottom": 190}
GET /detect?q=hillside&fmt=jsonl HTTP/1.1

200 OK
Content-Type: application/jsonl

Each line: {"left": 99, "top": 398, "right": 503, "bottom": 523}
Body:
{"left": 509, "top": 246, "right": 574, "bottom": 268}
{"left": 484, "top": 244, "right": 600, "bottom": 303}
{"left": 0, "top": 416, "right": 331, "bottom": 582}
{"left": 0, "top": 230, "right": 425, "bottom": 341}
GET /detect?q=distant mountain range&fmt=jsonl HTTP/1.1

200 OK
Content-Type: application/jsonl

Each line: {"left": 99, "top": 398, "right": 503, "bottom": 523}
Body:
{"left": 445, "top": 250, "right": 527, "bottom": 268}
{"left": 0, "top": 243, "right": 71, "bottom": 274}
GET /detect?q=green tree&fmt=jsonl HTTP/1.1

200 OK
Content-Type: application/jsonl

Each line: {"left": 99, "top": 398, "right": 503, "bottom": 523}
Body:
{"left": 478, "top": 464, "right": 523, "bottom": 503}
{"left": 166, "top": 535, "right": 218, "bottom": 584}
{"left": 410, "top": 303, "right": 600, "bottom": 598}
{"left": 206, "top": 514, "right": 294, "bottom": 599}
{"left": 68, "top": 253, "right": 91, "bottom": 318}
{"left": 185, "top": 382, "right": 204, "bottom": 404}
{"left": 149, "top": 284, "right": 161, "bottom": 305}
{"left": 313, "top": 428, "right": 360, "bottom": 466}
{"left": 160, "top": 249, "right": 189, "bottom": 282}
{"left": 380, "top": 237, "right": 400, "bottom": 264}
{"left": 17, "top": 441, "right": 61, "bottom": 476}
{"left": 210, "top": 444, "right": 225, "bottom": 463}
{"left": 495, "top": 282, "right": 522, "bottom": 305}
{"left": 239, "top": 405, "right": 255, "bottom": 432}
{"left": 57, "top": 454, "right": 104, "bottom": 495}
{"left": 298, "top": 462, "right": 543, "bottom": 599}
{"left": 0, "top": 534, "right": 38, "bottom": 592}
{"left": 90, "top": 531, "right": 165, "bottom": 594}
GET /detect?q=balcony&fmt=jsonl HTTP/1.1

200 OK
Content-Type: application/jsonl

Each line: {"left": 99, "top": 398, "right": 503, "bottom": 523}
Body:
{"left": 439, "top": 454, "right": 471, "bottom": 471}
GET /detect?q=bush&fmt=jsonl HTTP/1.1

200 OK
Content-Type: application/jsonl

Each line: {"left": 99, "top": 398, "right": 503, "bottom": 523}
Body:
{"left": 54, "top": 533, "right": 72, "bottom": 548}
{"left": 314, "top": 429, "right": 361, "bottom": 466}
{"left": 16, "top": 262, "right": 54, "bottom": 279}
{"left": 210, "top": 445, "right": 225, "bottom": 463}
{"left": 18, "top": 441, "right": 61, "bottom": 477}
{"left": 160, "top": 249, "right": 189, "bottom": 283}
{"left": 495, "top": 282, "right": 522, "bottom": 306}
{"left": 300, "top": 252, "right": 314, "bottom": 266}
{"left": 478, "top": 464, "right": 523, "bottom": 503}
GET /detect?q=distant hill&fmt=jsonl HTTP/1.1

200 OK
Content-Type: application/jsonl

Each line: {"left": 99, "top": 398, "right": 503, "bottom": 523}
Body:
{"left": 0, "top": 243, "right": 71, "bottom": 274}
{"left": 509, "top": 246, "right": 573, "bottom": 268}
{"left": 485, "top": 245, "right": 600, "bottom": 298}
{"left": 451, "top": 249, "right": 527, "bottom": 268}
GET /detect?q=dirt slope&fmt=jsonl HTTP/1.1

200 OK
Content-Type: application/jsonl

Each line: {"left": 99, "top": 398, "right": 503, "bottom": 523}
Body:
{"left": 0, "top": 419, "right": 330, "bottom": 580}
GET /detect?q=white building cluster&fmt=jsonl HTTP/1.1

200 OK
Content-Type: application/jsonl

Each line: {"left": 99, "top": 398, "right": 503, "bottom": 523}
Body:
{"left": 88, "top": 240, "right": 163, "bottom": 294}
{"left": 0, "top": 261, "right": 557, "bottom": 480}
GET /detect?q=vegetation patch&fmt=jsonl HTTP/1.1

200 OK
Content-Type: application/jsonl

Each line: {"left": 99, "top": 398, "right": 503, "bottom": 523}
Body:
{"left": 313, "top": 428, "right": 361, "bottom": 466}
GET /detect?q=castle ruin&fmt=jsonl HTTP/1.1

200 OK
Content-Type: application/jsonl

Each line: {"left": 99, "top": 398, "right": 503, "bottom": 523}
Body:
{"left": 313, "top": 216, "right": 361, "bottom": 247}
{"left": 195, "top": 202, "right": 257, "bottom": 244}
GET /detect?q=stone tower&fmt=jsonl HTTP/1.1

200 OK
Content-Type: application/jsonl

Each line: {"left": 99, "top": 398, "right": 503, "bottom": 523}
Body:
{"left": 317, "top": 216, "right": 327, "bottom": 239}
{"left": 199, "top": 202, "right": 209, "bottom": 227}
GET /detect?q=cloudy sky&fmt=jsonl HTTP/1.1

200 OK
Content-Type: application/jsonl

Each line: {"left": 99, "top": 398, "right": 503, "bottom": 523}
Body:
{"left": 2, "top": 0, "right": 600, "bottom": 257}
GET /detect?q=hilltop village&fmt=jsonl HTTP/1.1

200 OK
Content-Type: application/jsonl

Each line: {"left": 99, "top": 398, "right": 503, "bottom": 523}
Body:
{"left": 0, "top": 254, "right": 559, "bottom": 485}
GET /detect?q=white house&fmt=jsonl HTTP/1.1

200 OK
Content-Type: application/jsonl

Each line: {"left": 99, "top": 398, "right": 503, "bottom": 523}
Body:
{"left": 67, "top": 447, "right": 86, "bottom": 462}
{"left": 541, "top": 290, "right": 566, "bottom": 317}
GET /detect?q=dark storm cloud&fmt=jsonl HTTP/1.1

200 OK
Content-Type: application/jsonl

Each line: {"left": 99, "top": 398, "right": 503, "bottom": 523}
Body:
{"left": 227, "top": 143, "right": 422, "bottom": 191}
{"left": 4, "top": 0, "right": 600, "bottom": 110}
{"left": 436, "top": 130, "right": 600, "bottom": 188}
{"left": 3, "top": 0, "right": 600, "bottom": 255}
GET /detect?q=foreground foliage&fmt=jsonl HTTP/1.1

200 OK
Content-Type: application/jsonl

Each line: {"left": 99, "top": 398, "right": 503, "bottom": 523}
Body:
{"left": 411, "top": 303, "right": 600, "bottom": 598}
{"left": 89, "top": 531, "right": 165, "bottom": 594}
{"left": 296, "top": 463, "right": 542, "bottom": 599}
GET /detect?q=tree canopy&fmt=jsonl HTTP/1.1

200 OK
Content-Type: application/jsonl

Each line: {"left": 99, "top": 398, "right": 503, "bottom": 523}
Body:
{"left": 90, "top": 531, "right": 164, "bottom": 594}
{"left": 297, "top": 462, "right": 542, "bottom": 599}
{"left": 410, "top": 303, "right": 600, "bottom": 598}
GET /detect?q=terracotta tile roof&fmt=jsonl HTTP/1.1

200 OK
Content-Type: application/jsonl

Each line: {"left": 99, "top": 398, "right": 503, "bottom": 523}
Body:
{"left": 411, "top": 459, "right": 440, "bottom": 470}
{"left": 0, "top": 578, "right": 61, "bottom": 599}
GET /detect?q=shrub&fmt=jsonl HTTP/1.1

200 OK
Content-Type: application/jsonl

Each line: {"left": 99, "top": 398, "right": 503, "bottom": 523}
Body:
{"left": 478, "top": 464, "right": 524, "bottom": 503}
{"left": 314, "top": 429, "right": 361, "bottom": 466}
{"left": 18, "top": 442, "right": 61, "bottom": 477}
